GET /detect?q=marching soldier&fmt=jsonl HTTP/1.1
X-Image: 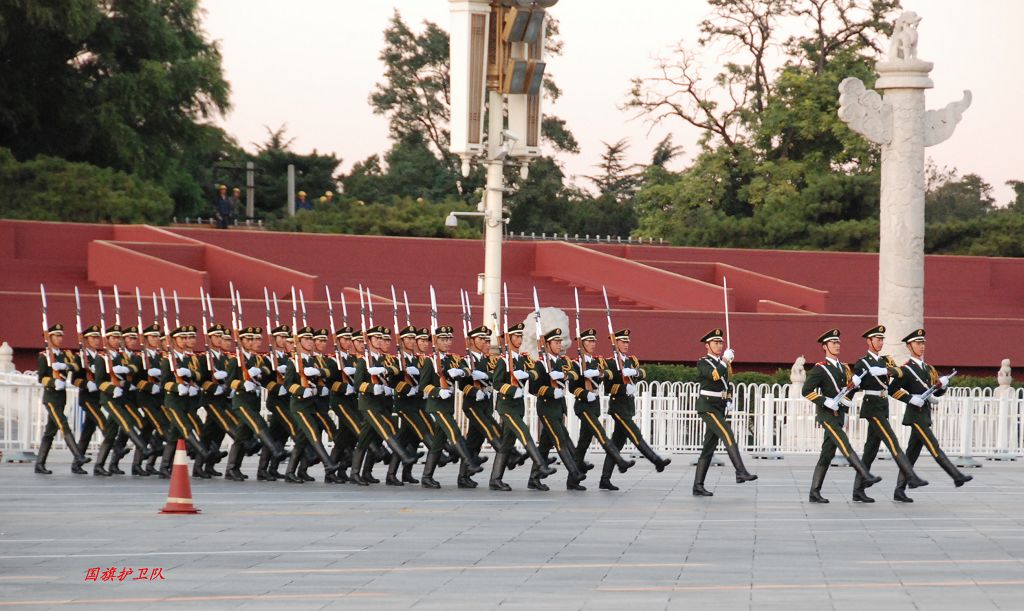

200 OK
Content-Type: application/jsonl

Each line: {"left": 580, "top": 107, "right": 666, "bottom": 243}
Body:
{"left": 891, "top": 328, "right": 972, "bottom": 502}
{"left": 488, "top": 323, "right": 555, "bottom": 491}
{"left": 185, "top": 328, "right": 221, "bottom": 473}
{"left": 851, "top": 325, "right": 928, "bottom": 502}
{"left": 93, "top": 324, "right": 148, "bottom": 476}
{"left": 198, "top": 324, "right": 236, "bottom": 477}
{"left": 801, "top": 329, "right": 881, "bottom": 503}
{"left": 226, "top": 325, "right": 286, "bottom": 480}
{"left": 35, "top": 323, "right": 91, "bottom": 474}
{"left": 327, "top": 327, "right": 363, "bottom": 483}
{"left": 120, "top": 326, "right": 157, "bottom": 476}
{"left": 599, "top": 329, "right": 671, "bottom": 491}
{"left": 136, "top": 323, "right": 169, "bottom": 475}
{"left": 566, "top": 328, "right": 634, "bottom": 490}
{"left": 74, "top": 325, "right": 105, "bottom": 453}
{"left": 418, "top": 327, "right": 456, "bottom": 469}
{"left": 692, "top": 328, "right": 757, "bottom": 497}
{"left": 387, "top": 325, "right": 431, "bottom": 486}
{"left": 532, "top": 328, "right": 585, "bottom": 491}
{"left": 260, "top": 324, "right": 295, "bottom": 480}
{"left": 158, "top": 325, "right": 211, "bottom": 478}
{"left": 457, "top": 325, "right": 509, "bottom": 488}
{"left": 281, "top": 326, "right": 341, "bottom": 483}
{"left": 417, "top": 325, "right": 480, "bottom": 488}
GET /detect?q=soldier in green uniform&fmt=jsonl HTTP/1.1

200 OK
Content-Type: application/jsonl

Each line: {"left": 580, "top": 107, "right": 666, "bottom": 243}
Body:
{"left": 260, "top": 324, "right": 295, "bottom": 480}
{"left": 136, "top": 323, "right": 169, "bottom": 475}
{"left": 225, "top": 325, "right": 286, "bottom": 480}
{"left": 457, "top": 325, "right": 510, "bottom": 488}
{"left": 801, "top": 328, "right": 882, "bottom": 503}
{"left": 185, "top": 328, "right": 223, "bottom": 473}
{"left": 302, "top": 328, "right": 340, "bottom": 481}
{"left": 418, "top": 327, "right": 456, "bottom": 469}
{"left": 850, "top": 325, "right": 928, "bottom": 502}
{"left": 349, "top": 326, "right": 415, "bottom": 485}
{"left": 891, "top": 328, "right": 972, "bottom": 502}
{"left": 532, "top": 328, "right": 585, "bottom": 491}
{"left": 691, "top": 328, "right": 758, "bottom": 496}
{"left": 93, "top": 325, "right": 148, "bottom": 476}
{"left": 387, "top": 325, "right": 430, "bottom": 486}
{"left": 198, "top": 324, "right": 237, "bottom": 477}
{"left": 566, "top": 327, "right": 634, "bottom": 490}
{"left": 158, "top": 325, "right": 211, "bottom": 478}
{"left": 35, "top": 323, "right": 91, "bottom": 474}
{"left": 74, "top": 325, "right": 105, "bottom": 454}
{"left": 327, "top": 326, "right": 362, "bottom": 483}
{"left": 488, "top": 323, "right": 555, "bottom": 491}
{"left": 119, "top": 326, "right": 157, "bottom": 476}
{"left": 599, "top": 329, "right": 671, "bottom": 491}
{"left": 281, "top": 326, "right": 341, "bottom": 483}
{"left": 417, "top": 325, "right": 480, "bottom": 489}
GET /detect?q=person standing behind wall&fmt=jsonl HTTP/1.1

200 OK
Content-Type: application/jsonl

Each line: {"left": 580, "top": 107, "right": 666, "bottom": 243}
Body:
{"left": 213, "top": 184, "right": 232, "bottom": 229}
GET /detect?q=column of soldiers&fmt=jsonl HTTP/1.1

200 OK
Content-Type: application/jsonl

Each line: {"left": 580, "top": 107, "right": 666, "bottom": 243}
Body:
{"left": 32, "top": 297, "right": 976, "bottom": 503}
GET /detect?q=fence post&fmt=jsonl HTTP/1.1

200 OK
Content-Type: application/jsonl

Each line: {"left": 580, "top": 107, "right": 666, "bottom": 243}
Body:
{"left": 990, "top": 359, "right": 1017, "bottom": 461}
{"left": 954, "top": 395, "right": 982, "bottom": 468}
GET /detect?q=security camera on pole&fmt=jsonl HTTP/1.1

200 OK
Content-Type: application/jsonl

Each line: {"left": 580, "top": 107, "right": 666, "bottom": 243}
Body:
{"left": 448, "top": 0, "right": 557, "bottom": 345}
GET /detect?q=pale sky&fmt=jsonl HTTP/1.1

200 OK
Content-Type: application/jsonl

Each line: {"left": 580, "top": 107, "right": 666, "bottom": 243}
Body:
{"left": 201, "top": 0, "right": 1023, "bottom": 204}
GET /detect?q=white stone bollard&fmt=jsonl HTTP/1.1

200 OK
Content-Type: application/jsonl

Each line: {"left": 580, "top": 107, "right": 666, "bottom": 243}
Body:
{"left": 0, "top": 342, "right": 14, "bottom": 373}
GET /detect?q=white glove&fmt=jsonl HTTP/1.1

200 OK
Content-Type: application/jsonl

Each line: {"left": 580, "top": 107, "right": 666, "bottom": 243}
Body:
{"left": 129, "top": 383, "right": 137, "bottom": 391}
{"left": 475, "top": 389, "right": 487, "bottom": 401}
{"left": 471, "top": 370, "right": 488, "bottom": 381}
{"left": 320, "top": 385, "right": 329, "bottom": 397}
{"left": 513, "top": 369, "right": 530, "bottom": 381}
{"left": 587, "top": 391, "right": 597, "bottom": 402}
{"left": 383, "top": 386, "right": 394, "bottom": 397}
{"left": 622, "top": 367, "right": 639, "bottom": 378}
{"left": 151, "top": 384, "right": 161, "bottom": 395}
{"left": 851, "top": 374, "right": 862, "bottom": 387}
{"left": 112, "top": 386, "right": 123, "bottom": 398}
{"left": 343, "top": 366, "right": 357, "bottom": 376}
{"left": 346, "top": 384, "right": 355, "bottom": 395}
{"left": 87, "top": 381, "right": 98, "bottom": 393}
{"left": 368, "top": 366, "right": 386, "bottom": 376}
{"left": 928, "top": 396, "right": 940, "bottom": 405}
{"left": 53, "top": 362, "right": 68, "bottom": 371}
{"left": 840, "top": 398, "right": 854, "bottom": 409}
{"left": 939, "top": 375, "right": 950, "bottom": 388}
{"left": 868, "top": 366, "right": 888, "bottom": 376}
{"left": 439, "top": 388, "right": 452, "bottom": 400}
{"left": 514, "top": 388, "right": 524, "bottom": 399}
{"left": 625, "top": 383, "right": 636, "bottom": 396}
{"left": 176, "top": 367, "right": 191, "bottom": 378}
{"left": 446, "top": 367, "right": 465, "bottom": 379}
{"left": 112, "top": 365, "right": 130, "bottom": 375}
{"left": 553, "top": 388, "right": 564, "bottom": 400}
{"left": 214, "top": 385, "right": 225, "bottom": 396}
{"left": 54, "top": 379, "right": 66, "bottom": 391}
{"left": 583, "top": 368, "right": 601, "bottom": 379}
{"left": 824, "top": 397, "right": 838, "bottom": 410}
{"left": 373, "top": 384, "right": 384, "bottom": 396}
{"left": 212, "top": 369, "right": 226, "bottom": 380}
{"left": 408, "top": 385, "right": 420, "bottom": 397}
{"left": 177, "top": 384, "right": 188, "bottom": 396}
{"left": 726, "top": 400, "right": 734, "bottom": 410}
{"left": 550, "top": 370, "right": 565, "bottom": 381}
{"left": 188, "top": 385, "right": 199, "bottom": 397}
{"left": 302, "top": 387, "right": 315, "bottom": 398}
{"left": 243, "top": 380, "right": 257, "bottom": 393}
{"left": 278, "top": 385, "right": 288, "bottom": 396}
{"left": 723, "top": 348, "right": 735, "bottom": 363}
{"left": 147, "top": 367, "right": 161, "bottom": 377}
{"left": 247, "top": 367, "right": 261, "bottom": 379}
{"left": 407, "top": 366, "right": 420, "bottom": 376}
{"left": 909, "top": 395, "right": 925, "bottom": 407}
{"left": 277, "top": 364, "right": 288, "bottom": 374}
{"left": 303, "top": 366, "right": 320, "bottom": 377}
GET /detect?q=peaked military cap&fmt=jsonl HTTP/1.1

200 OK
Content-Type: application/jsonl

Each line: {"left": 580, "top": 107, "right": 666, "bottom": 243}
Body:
{"left": 901, "top": 328, "right": 926, "bottom": 343}
{"left": 184, "top": 324, "right": 197, "bottom": 337}
{"left": 381, "top": 326, "right": 392, "bottom": 337}
{"left": 817, "top": 328, "right": 841, "bottom": 343}
{"left": 336, "top": 325, "right": 354, "bottom": 339}
{"left": 700, "top": 328, "right": 724, "bottom": 343}
{"left": 46, "top": 323, "right": 64, "bottom": 335}
{"left": 862, "top": 324, "right": 886, "bottom": 339}
{"left": 352, "top": 330, "right": 365, "bottom": 341}
{"left": 271, "top": 324, "right": 291, "bottom": 337}
{"left": 239, "top": 325, "right": 262, "bottom": 338}
{"left": 170, "top": 326, "right": 189, "bottom": 338}
{"left": 365, "top": 325, "right": 385, "bottom": 338}
{"left": 399, "top": 325, "right": 418, "bottom": 338}
{"left": 469, "top": 325, "right": 491, "bottom": 338}
{"left": 507, "top": 322, "right": 525, "bottom": 335}
{"left": 416, "top": 327, "right": 431, "bottom": 339}
{"left": 105, "top": 324, "right": 122, "bottom": 336}
{"left": 122, "top": 325, "right": 139, "bottom": 337}
{"left": 612, "top": 328, "right": 631, "bottom": 341}
{"left": 543, "top": 328, "right": 564, "bottom": 342}
{"left": 83, "top": 324, "right": 101, "bottom": 337}
{"left": 142, "top": 323, "right": 162, "bottom": 336}
{"left": 295, "top": 326, "right": 315, "bottom": 339}
{"left": 577, "top": 327, "right": 597, "bottom": 341}
{"left": 434, "top": 325, "right": 454, "bottom": 338}
{"left": 313, "top": 328, "right": 329, "bottom": 340}
{"left": 206, "top": 323, "right": 227, "bottom": 336}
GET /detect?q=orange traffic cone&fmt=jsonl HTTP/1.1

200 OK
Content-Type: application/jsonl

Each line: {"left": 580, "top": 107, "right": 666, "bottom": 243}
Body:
{"left": 159, "top": 440, "right": 200, "bottom": 514}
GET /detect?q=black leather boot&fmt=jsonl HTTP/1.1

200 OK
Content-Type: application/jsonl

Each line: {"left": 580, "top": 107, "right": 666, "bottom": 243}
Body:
{"left": 93, "top": 438, "right": 113, "bottom": 476}
{"left": 454, "top": 438, "right": 484, "bottom": 475}
{"left": 283, "top": 448, "right": 304, "bottom": 483}
{"left": 401, "top": 453, "right": 419, "bottom": 484}
{"left": 894, "top": 453, "right": 929, "bottom": 488}
{"left": 131, "top": 447, "right": 149, "bottom": 476}
{"left": 599, "top": 453, "right": 619, "bottom": 490}
{"left": 636, "top": 437, "right": 671, "bottom": 472}
{"left": 420, "top": 451, "right": 441, "bottom": 489}
{"left": 852, "top": 473, "right": 875, "bottom": 503}
{"left": 524, "top": 437, "right": 556, "bottom": 477}
{"left": 692, "top": 458, "right": 714, "bottom": 497}
{"left": 558, "top": 446, "right": 585, "bottom": 489}
{"left": 34, "top": 437, "right": 53, "bottom": 474}
{"left": 846, "top": 451, "right": 881, "bottom": 487}
{"left": 489, "top": 452, "right": 511, "bottom": 491}
{"left": 725, "top": 444, "right": 757, "bottom": 483}
{"left": 157, "top": 441, "right": 176, "bottom": 478}
{"left": 349, "top": 446, "right": 369, "bottom": 486}
{"left": 385, "top": 452, "right": 404, "bottom": 486}
{"left": 256, "top": 446, "right": 276, "bottom": 481}
{"left": 457, "top": 458, "right": 478, "bottom": 488}
{"left": 935, "top": 451, "right": 974, "bottom": 487}
{"left": 809, "top": 464, "right": 829, "bottom": 503}
{"left": 225, "top": 443, "right": 245, "bottom": 481}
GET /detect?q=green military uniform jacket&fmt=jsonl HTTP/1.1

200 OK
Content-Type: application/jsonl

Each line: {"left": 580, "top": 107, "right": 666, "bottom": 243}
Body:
{"left": 228, "top": 350, "right": 270, "bottom": 410}
{"left": 461, "top": 351, "right": 498, "bottom": 410}
{"left": 605, "top": 354, "right": 646, "bottom": 418}
{"left": 695, "top": 354, "right": 731, "bottom": 414}
{"left": 419, "top": 352, "right": 469, "bottom": 414}
{"left": 491, "top": 351, "right": 538, "bottom": 415}
{"left": 37, "top": 348, "right": 79, "bottom": 406}
{"left": 264, "top": 348, "right": 289, "bottom": 403}
{"left": 394, "top": 351, "right": 426, "bottom": 414}
{"left": 284, "top": 353, "right": 325, "bottom": 412}
{"left": 354, "top": 351, "right": 399, "bottom": 412}
{"left": 160, "top": 350, "right": 199, "bottom": 413}
{"left": 534, "top": 354, "right": 578, "bottom": 417}
{"left": 801, "top": 358, "right": 854, "bottom": 421}
{"left": 328, "top": 351, "right": 358, "bottom": 412}
{"left": 893, "top": 358, "right": 946, "bottom": 426}
{"left": 566, "top": 354, "right": 610, "bottom": 414}
{"left": 94, "top": 349, "right": 135, "bottom": 406}
{"left": 851, "top": 352, "right": 903, "bottom": 419}
{"left": 135, "top": 347, "right": 164, "bottom": 410}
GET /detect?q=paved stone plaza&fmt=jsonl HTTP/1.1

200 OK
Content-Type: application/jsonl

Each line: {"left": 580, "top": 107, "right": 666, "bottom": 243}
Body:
{"left": 1, "top": 454, "right": 1022, "bottom": 610}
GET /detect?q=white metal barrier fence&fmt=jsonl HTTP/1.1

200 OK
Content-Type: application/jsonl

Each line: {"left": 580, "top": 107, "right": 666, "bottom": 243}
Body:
{"left": 2, "top": 372, "right": 1022, "bottom": 458}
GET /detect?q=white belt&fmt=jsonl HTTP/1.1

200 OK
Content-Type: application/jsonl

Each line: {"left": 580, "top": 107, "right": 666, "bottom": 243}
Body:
{"left": 862, "top": 390, "right": 888, "bottom": 398}
{"left": 700, "top": 390, "right": 731, "bottom": 399}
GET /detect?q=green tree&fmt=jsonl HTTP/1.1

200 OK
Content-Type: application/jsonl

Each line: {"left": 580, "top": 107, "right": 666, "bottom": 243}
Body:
{"left": 925, "top": 166, "right": 996, "bottom": 223}
{"left": 246, "top": 126, "right": 342, "bottom": 220}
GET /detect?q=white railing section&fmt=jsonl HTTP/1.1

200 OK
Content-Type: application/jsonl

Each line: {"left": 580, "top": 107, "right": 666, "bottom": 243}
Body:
{"left": 3, "top": 372, "right": 1022, "bottom": 458}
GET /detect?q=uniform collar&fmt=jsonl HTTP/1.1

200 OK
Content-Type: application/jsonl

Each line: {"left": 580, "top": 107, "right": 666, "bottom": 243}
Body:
{"left": 909, "top": 356, "right": 925, "bottom": 367}
{"left": 706, "top": 353, "right": 721, "bottom": 363}
{"left": 825, "top": 356, "right": 840, "bottom": 367}
{"left": 867, "top": 350, "right": 880, "bottom": 359}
